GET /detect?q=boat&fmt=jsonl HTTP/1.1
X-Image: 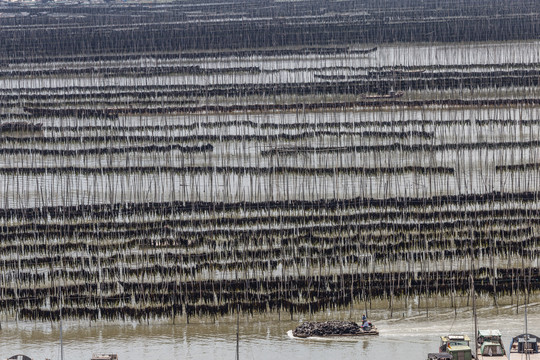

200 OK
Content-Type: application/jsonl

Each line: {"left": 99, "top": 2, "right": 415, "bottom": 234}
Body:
{"left": 91, "top": 355, "right": 118, "bottom": 360}
{"left": 289, "top": 320, "right": 378, "bottom": 339}
{"left": 439, "top": 335, "right": 473, "bottom": 360}
{"left": 3, "top": 355, "right": 33, "bottom": 360}
{"left": 363, "top": 91, "right": 404, "bottom": 99}
{"left": 508, "top": 270, "right": 539, "bottom": 360}
{"left": 477, "top": 330, "right": 507, "bottom": 359}
{"left": 351, "top": 46, "right": 378, "bottom": 54}
{"left": 508, "top": 334, "right": 540, "bottom": 360}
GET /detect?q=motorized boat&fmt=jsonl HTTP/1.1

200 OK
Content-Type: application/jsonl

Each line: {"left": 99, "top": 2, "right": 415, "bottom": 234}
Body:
{"left": 91, "top": 355, "right": 118, "bottom": 360}
{"left": 477, "top": 330, "right": 507, "bottom": 359}
{"left": 289, "top": 320, "right": 378, "bottom": 339}
{"left": 3, "top": 355, "right": 33, "bottom": 360}
{"left": 508, "top": 334, "right": 540, "bottom": 360}
{"left": 439, "top": 335, "right": 473, "bottom": 360}
{"left": 363, "top": 91, "right": 404, "bottom": 99}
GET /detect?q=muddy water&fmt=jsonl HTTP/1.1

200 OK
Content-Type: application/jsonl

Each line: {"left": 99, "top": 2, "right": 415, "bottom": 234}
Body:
{"left": 1, "top": 40, "right": 540, "bottom": 359}
{"left": 1, "top": 305, "right": 538, "bottom": 360}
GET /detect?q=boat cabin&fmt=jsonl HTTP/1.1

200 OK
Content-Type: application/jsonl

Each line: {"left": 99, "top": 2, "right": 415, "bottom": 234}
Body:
{"left": 4, "top": 355, "right": 33, "bottom": 360}
{"left": 478, "top": 330, "right": 503, "bottom": 344}
{"left": 440, "top": 335, "right": 472, "bottom": 360}
{"left": 478, "top": 330, "right": 506, "bottom": 357}
{"left": 509, "top": 334, "right": 539, "bottom": 354}
{"left": 440, "top": 335, "right": 471, "bottom": 350}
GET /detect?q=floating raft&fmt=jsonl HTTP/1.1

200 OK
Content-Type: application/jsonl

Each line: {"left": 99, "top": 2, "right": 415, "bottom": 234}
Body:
{"left": 292, "top": 320, "right": 379, "bottom": 338}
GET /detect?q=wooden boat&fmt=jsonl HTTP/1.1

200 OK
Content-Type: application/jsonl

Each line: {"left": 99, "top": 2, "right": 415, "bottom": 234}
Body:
{"left": 508, "top": 334, "right": 540, "bottom": 360}
{"left": 91, "top": 355, "right": 118, "bottom": 360}
{"left": 289, "top": 320, "right": 378, "bottom": 339}
{"left": 477, "top": 330, "right": 507, "bottom": 359}
{"left": 4, "top": 355, "right": 33, "bottom": 360}
{"left": 351, "top": 47, "right": 378, "bottom": 54}
{"left": 363, "top": 91, "right": 404, "bottom": 99}
{"left": 439, "top": 335, "right": 473, "bottom": 360}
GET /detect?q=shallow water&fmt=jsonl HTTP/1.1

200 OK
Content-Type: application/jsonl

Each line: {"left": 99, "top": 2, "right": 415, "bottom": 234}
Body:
{"left": 1, "top": 39, "right": 540, "bottom": 360}
{"left": 1, "top": 305, "right": 539, "bottom": 360}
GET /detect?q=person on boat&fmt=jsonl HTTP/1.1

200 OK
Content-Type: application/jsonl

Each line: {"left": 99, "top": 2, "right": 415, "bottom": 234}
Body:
{"left": 361, "top": 314, "right": 372, "bottom": 330}
{"left": 362, "top": 321, "right": 371, "bottom": 331}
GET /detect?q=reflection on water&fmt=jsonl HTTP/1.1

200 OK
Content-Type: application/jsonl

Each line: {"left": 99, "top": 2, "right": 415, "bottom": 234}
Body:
{"left": 1, "top": 305, "right": 538, "bottom": 360}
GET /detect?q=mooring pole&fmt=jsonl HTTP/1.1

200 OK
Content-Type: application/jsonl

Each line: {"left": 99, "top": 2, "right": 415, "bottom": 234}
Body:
{"left": 60, "top": 286, "right": 64, "bottom": 360}
{"left": 236, "top": 302, "right": 240, "bottom": 360}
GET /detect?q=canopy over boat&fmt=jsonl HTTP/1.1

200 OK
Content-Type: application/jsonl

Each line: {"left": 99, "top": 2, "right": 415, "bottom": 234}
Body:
{"left": 509, "top": 334, "right": 539, "bottom": 354}
{"left": 477, "top": 330, "right": 506, "bottom": 357}
{"left": 440, "top": 335, "right": 473, "bottom": 360}
{"left": 4, "top": 356, "right": 33, "bottom": 360}
{"left": 441, "top": 335, "right": 471, "bottom": 346}
{"left": 479, "top": 330, "right": 502, "bottom": 338}
{"left": 481, "top": 342, "right": 505, "bottom": 356}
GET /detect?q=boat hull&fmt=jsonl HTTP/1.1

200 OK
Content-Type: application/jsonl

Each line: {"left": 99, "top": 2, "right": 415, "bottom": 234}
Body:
{"left": 477, "top": 355, "right": 508, "bottom": 360}
{"left": 508, "top": 354, "right": 540, "bottom": 360}
{"left": 288, "top": 328, "right": 379, "bottom": 339}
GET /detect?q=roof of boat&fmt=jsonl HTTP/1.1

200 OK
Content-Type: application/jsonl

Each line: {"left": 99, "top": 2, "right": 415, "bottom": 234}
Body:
{"left": 441, "top": 335, "right": 471, "bottom": 342}
{"left": 5, "top": 355, "right": 33, "bottom": 360}
{"left": 512, "top": 334, "right": 539, "bottom": 342}
{"left": 479, "top": 330, "right": 502, "bottom": 337}
{"left": 447, "top": 345, "right": 472, "bottom": 352}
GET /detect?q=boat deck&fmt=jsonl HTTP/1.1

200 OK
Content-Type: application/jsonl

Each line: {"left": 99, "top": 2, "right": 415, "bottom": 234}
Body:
{"left": 477, "top": 354, "right": 508, "bottom": 360}
{"left": 509, "top": 353, "right": 540, "bottom": 360}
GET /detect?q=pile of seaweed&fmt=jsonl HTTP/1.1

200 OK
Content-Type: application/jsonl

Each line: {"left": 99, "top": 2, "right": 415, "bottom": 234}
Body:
{"left": 293, "top": 320, "right": 368, "bottom": 338}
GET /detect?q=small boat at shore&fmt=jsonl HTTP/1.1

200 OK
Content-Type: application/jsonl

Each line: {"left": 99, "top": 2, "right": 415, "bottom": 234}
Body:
{"left": 91, "top": 355, "right": 118, "bottom": 360}
{"left": 289, "top": 320, "right": 378, "bottom": 339}
{"left": 363, "top": 91, "right": 404, "bottom": 99}
{"left": 3, "top": 355, "right": 33, "bottom": 360}
{"left": 508, "top": 334, "right": 540, "bottom": 360}
{"left": 477, "top": 330, "right": 507, "bottom": 359}
{"left": 439, "top": 335, "right": 473, "bottom": 360}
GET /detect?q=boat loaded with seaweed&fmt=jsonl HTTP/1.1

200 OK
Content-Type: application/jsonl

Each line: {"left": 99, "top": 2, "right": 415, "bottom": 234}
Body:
{"left": 289, "top": 320, "right": 378, "bottom": 338}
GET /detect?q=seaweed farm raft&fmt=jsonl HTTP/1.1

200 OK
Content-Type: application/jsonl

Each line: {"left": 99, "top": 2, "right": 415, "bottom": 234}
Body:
{"left": 0, "top": 0, "right": 539, "bottom": 338}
